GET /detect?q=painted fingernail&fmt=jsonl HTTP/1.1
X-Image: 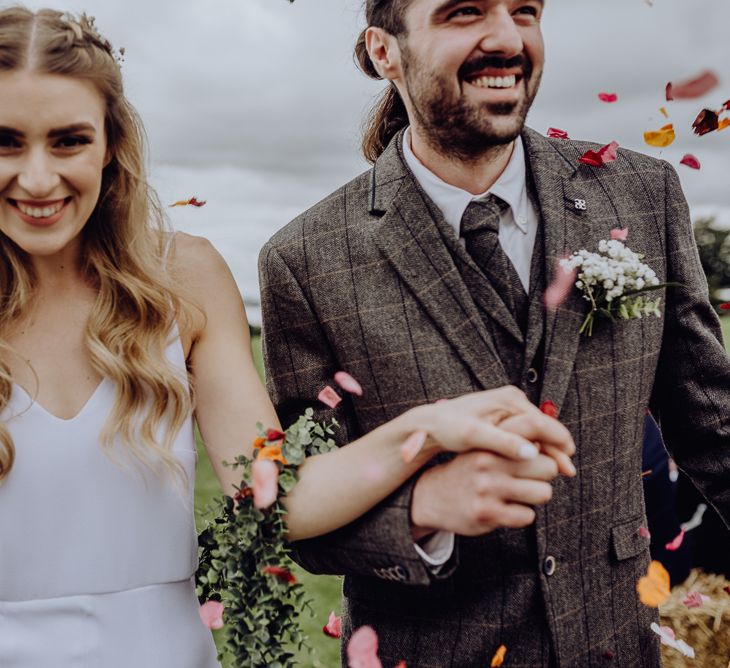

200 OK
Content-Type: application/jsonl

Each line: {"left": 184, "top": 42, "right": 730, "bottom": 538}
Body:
{"left": 518, "top": 443, "right": 539, "bottom": 460}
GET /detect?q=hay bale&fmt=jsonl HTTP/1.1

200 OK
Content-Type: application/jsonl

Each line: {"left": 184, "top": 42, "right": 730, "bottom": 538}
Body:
{"left": 658, "top": 569, "right": 730, "bottom": 667}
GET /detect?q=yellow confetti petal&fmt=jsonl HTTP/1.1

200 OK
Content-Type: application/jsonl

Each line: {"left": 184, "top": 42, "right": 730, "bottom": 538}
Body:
{"left": 636, "top": 560, "right": 670, "bottom": 608}
{"left": 659, "top": 107, "right": 668, "bottom": 118}
{"left": 491, "top": 644, "right": 507, "bottom": 667}
{"left": 718, "top": 118, "right": 730, "bottom": 132}
{"left": 644, "top": 123, "right": 675, "bottom": 147}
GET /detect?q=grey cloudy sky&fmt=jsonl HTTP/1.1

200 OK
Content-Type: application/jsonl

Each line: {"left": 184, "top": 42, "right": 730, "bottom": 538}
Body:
{"left": 17, "top": 0, "right": 730, "bottom": 322}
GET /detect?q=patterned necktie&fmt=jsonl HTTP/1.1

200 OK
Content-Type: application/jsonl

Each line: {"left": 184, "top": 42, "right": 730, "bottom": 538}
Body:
{"left": 460, "top": 195, "right": 528, "bottom": 332}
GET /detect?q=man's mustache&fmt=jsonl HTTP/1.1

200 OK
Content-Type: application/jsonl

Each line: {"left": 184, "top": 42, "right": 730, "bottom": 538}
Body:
{"left": 458, "top": 54, "right": 531, "bottom": 80}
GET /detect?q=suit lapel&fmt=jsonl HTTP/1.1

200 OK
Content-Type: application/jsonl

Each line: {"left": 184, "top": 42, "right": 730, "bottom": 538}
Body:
{"left": 522, "top": 128, "right": 600, "bottom": 410}
{"left": 369, "top": 134, "right": 510, "bottom": 390}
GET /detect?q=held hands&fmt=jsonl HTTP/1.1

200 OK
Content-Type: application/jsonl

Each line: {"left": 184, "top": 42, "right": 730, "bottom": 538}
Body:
{"left": 406, "top": 386, "right": 576, "bottom": 539}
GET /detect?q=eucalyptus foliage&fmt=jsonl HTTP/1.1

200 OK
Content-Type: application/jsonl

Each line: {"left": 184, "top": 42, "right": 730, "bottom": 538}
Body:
{"left": 197, "top": 409, "right": 339, "bottom": 667}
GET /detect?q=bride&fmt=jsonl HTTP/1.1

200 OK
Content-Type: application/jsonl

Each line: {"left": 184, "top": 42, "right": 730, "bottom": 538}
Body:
{"left": 0, "top": 7, "right": 574, "bottom": 666}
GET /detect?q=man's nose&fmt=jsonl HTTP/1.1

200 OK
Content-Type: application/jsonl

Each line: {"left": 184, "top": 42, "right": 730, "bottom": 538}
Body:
{"left": 16, "top": 149, "right": 61, "bottom": 197}
{"left": 478, "top": 7, "right": 524, "bottom": 58}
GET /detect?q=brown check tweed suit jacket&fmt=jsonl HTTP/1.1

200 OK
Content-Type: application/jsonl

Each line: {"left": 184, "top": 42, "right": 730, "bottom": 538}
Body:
{"left": 259, "top": 128, "right": 730, "bottom": 667}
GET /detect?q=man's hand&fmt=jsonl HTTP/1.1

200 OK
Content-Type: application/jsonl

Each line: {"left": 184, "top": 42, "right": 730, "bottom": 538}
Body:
{"left": 410, "top": 451, "right": 559, "bottom": 541}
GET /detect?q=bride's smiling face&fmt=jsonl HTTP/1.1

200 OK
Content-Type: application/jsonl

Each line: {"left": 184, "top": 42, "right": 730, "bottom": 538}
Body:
{"left": 0, "top": 69, "right": 108, "bottom": 258}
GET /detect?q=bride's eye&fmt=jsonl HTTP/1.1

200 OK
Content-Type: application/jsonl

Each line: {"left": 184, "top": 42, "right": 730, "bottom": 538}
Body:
{"left": 0, "top": 133, "right": 21, "bottom": 151}
{"left": 54, "top": 135, "right": 92, "bottom": 150}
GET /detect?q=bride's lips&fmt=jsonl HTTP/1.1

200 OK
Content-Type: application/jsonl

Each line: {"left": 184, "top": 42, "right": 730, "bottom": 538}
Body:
{"left": 7, "top": 197, "right": 71, "bottom": 227}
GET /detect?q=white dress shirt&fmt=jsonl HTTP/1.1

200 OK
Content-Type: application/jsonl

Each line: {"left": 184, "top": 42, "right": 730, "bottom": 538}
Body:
{"left": 402, "top": 127, "right": 540, "bottom": 568}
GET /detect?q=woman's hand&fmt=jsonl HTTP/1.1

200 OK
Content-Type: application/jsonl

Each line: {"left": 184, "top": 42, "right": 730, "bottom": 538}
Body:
{"left": 407, "top": 386, "right": 576, "bottom": 477}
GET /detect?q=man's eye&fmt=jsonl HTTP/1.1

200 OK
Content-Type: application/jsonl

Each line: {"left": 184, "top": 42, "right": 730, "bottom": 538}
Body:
{"left": 447, "top": 6, "right": 481, "bottom": 19}
{"left": 514, "top": 5, "right": 539, "bottom": 17}
{"left": 54, "top": 135, "right": 92, "bottom": 149}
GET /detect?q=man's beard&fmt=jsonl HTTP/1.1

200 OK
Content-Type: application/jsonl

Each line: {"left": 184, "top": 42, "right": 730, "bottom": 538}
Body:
{"left": 403, "top": 51, "right": 541, "bottom": 162}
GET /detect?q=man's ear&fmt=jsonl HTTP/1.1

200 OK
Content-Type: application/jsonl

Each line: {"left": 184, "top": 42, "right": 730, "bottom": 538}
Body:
{"left": 365, "top": 26, "right": 402, "bottom": 82}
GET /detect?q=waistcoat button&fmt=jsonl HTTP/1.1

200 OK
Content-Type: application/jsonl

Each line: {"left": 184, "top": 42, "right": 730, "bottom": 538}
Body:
{"left": 543, "top": 555, "right": 557, "bottom": 576}
{"left": 526, "top": 367, "right": 539, "bottom": 384}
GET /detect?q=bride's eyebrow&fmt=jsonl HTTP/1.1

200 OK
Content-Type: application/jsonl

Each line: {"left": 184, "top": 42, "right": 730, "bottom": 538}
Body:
{"left": 0, "top": 126, "right": 23, "bottom": 137}
{"left": 48, "top": 123, "right": 96, "bottom": 138}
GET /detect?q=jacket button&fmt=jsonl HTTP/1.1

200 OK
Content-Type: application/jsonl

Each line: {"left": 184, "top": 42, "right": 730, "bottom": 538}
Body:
{"left": 526, "top": 367, "right": 539, "bottom": 384}
{"left": 543, "top": 556, "right": 557, "bottom": 576}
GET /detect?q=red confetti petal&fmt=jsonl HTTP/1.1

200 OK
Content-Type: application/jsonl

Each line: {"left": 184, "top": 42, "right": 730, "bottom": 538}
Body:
{"left": 266, "top": 428, "right": 286, "bottom": 442}
{"left": 547, "top": 127, "right": 570, "bottom": 139}
{"left": 540, "top": 400, "right": 559, "bottom": 418}
{"left": 262, "top": 565, "right": 297, "bottom": 584}
{"left": 724, "top": 585, "right": 730, "bottom": 596}
{"left": 665, "top": 528, "right": 686, "bottom": 551}
{"left": 641, "top": 469, "right": 653, "bottom": 478}
{"left": 665, "top": 82, "right": 674, "bottom": 102}
{"left": 679, "top": 154, "right": 701, "bottom": 170}
{"left": 720, "top": 303, "right": 730, "bottom": 311}
{"left": 579, "top": 141, "right": 619, "bottom": 167}
{"left": 639, "top": 527, "right": 651, "bottom": 539}
{"left": 666, "top": 70, "right": 720, "bottom": 100}
{"left": 610, "top": 228, "right": 629, "bottom": 241}
{"left": 602, "top": 650, "right": 615, "bottom": 660}
{"left": 323, "top": 611, "right": 342, "bottom": 638}
{"left": 598, "top": 92, "right": 618, "bottom": 103}
{"left": 170, "top": 197, "right": 207, "bottom": 208}
{"left": 334, "top": 371, "right": 363, "bottom": 396}
{"left": 724, "top": 100, "right": 730, "bottom": 111}
{"left": 318, "top": 385, "right": 342, "bottom": 408}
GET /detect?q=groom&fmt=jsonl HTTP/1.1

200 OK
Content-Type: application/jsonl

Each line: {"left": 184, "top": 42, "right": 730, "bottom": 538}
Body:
{"left": 260, "top": 0, "right": 730, "bottom": 665}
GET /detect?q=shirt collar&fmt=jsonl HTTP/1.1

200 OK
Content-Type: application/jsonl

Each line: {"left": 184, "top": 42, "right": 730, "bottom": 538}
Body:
{"left": 402, "top": 127, "right": 529, "bottom": 235}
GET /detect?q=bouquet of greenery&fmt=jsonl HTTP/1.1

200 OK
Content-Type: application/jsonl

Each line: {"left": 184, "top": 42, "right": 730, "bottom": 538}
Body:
{"left": 196, "top": 409, "right": 339, "bottom": 667}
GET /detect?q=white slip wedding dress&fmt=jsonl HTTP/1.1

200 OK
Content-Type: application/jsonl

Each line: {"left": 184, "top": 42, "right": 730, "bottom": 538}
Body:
{"left": 0, "top": 333, "right": 220, "bottom": 667}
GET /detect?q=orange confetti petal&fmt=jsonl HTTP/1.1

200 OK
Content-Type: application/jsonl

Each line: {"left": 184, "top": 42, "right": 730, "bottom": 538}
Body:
{"left": 257, "top": 443, "right": 288, "bottom": 465}
{"left": 644, "top": 124, "right": 675, "bottom": 148}
{"left": 636, "top": 560, "right": 670, "bottom": 608}
{"left": 659, "top": 107, "right": 668, "bottom": 118}
{"left": 644, "top": 123, "right": 676, "bottom": 148}
{"left": 491, "top": 644, "right": 507, "bottom": 667}
{"left": 718, "top": 118, "right": 730, "bottom": 131}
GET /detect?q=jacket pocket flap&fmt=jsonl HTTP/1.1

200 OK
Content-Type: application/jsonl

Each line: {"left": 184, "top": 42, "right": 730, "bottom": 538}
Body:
{"left": 611, "top": 518, "right": 647, "bottom": 561}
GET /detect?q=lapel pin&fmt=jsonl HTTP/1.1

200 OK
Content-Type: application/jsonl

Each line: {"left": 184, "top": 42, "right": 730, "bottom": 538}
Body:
{"left": 574, "top": 198, "right": 587, "bottom": 211}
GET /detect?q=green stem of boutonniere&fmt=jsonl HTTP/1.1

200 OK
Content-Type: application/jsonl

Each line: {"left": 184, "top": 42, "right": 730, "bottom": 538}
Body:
{"left": 196, "top": 409, "right": 339, "bottom": 667}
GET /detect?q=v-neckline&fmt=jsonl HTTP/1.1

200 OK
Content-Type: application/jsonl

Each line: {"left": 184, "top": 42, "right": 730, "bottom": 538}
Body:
{"left": 13, "top": 378, "right": 108, "bottom": 423}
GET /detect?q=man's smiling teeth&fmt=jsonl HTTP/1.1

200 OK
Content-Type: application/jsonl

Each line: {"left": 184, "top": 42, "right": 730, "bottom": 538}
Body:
{"left": 470, "top": 74, "right": 517, "bottom": 89}
{"left": 16, "top": 201, "right": 65, "bottom": 219}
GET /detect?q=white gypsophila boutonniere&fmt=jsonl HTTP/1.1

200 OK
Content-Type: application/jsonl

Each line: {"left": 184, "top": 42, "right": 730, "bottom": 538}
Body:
{"left": 560, "top": 229, "right": 680, "bottom": 336}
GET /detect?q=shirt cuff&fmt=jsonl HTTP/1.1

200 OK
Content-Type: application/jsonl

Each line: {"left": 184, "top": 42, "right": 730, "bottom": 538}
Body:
{"left": 413, "top": 531, "right": 455, "bottom": 573}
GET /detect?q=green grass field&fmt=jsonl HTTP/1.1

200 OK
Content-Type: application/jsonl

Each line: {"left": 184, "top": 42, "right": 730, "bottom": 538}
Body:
{"left": 196, "top": 320, "right": 730, "bottom": 666}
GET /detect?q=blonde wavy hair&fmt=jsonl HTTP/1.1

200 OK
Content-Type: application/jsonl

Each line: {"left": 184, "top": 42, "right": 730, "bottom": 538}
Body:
{"left": 0, "top": 7, "right": 192, "bottom": 485}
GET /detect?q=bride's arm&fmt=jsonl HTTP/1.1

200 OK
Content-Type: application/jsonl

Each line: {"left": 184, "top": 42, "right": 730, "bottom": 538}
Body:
{"left": 174, "top": 235, "right": 573, "bottom": 540}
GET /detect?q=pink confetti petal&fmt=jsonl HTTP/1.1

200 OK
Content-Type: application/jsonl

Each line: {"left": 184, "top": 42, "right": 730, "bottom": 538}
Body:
{"left": 639, "top": 527, "right": 651, "bottom": 539}
{"left": 199, "top": 600, "right": 224, "bottom": 630}
{"left": 318, "top": 385, "right": 342, "bottom": 408}
{"left": 664, "top": 528, "right": 685, "bottom": 551}
{"left": 540, "top": 400, "right": 559, "bottom": 418}
{"left": 252, "top": 459, "right": 279, "bottom": 509}
{"left": 682, "top": 591, "right": 709, "bottom": 609}
{"left": 400, "top": 430, "right": 428, "bottom": 463}
{"left": 679, "top": 154, "right": 701, "bottom": 170}
{"left": 347, "top": 626, "right": 383, "bottom": 668}
{"left": 334, "top": 371, "right": 363, "bottom": 396}
{"left": 610, "top": 228, "right": 629, "bottom": 241}
{"left": 666, "top": 70, "right": 720, "bottom": 100}
{"left": 323, "top": 611, "right": 342, "bottom": 638}
{"left": 547, "top": 127, "right": 570, "bottom": 139}
{"left": 598, "top": 92, "right": 618, "bottom": 103}
{"left": 544, "top": 260, "right": 577, "bottom": 311}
